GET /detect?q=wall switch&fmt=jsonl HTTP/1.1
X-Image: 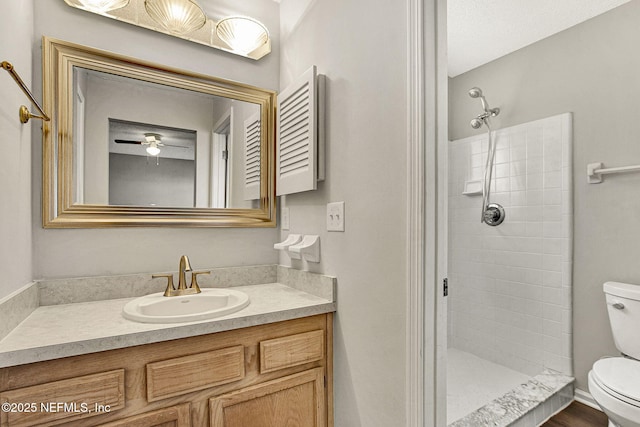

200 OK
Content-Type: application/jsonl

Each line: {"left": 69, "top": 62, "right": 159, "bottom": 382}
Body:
{"left": 327, "top": 201, "right": 345, "bottom": 231}
{"left": 281, "top": 207, "right": 290, "bottom": 230}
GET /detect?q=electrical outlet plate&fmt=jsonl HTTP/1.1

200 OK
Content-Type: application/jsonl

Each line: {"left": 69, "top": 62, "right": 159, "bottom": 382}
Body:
{"left": 326, "top": 201, "right": 345, "bottom": 231}
{"left": 281, "top": 207, "right": 290, "bottom": 230}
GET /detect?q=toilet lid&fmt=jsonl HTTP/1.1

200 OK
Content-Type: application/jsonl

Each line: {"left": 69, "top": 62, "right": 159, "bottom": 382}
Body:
{"left": 592, "top": 357, "right": 640, "bottom": 403}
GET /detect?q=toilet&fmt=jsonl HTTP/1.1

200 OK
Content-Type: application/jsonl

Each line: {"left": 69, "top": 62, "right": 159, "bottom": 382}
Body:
{"left": 588, "top": 281, "right": 640, "bottom": 427}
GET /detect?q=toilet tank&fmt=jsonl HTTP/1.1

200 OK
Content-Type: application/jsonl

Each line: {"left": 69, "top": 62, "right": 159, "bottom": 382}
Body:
{"left": 604, "top": 281, "right": 640, "bottom": 359}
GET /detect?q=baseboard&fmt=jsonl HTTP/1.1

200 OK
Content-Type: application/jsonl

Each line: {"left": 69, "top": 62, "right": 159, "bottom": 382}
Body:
{"left": 574, "top": 388, "right": 602, "bottom": 411}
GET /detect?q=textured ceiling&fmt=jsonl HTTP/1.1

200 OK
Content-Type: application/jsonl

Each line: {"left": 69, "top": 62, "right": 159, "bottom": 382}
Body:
{"left": 448, "top": 0, "right": 632, "bottom": 77}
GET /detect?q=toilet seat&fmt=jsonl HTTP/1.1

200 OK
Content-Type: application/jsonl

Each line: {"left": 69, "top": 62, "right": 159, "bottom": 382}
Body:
{"left": 592, "top": 358, "right": 640, "bottom": 407}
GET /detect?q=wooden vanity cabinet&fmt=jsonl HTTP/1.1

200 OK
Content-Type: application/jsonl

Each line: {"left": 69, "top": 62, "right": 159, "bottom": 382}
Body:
{"left": 0, "top": 314, "right": 333, "bottom": 427}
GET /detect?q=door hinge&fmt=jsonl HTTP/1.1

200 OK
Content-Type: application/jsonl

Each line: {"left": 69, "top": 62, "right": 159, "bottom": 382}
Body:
{"left": 443, "top": 278, "right": 448, "bottom": 297}
{"left": 222, "top": 150, "right": 228, "bottom": 160}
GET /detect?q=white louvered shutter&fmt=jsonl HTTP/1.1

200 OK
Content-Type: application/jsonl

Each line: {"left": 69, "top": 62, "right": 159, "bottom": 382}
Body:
{"left": 244, "top": 112, "right": 261, "bottom": 200}
{"left": 277, "top": 66, "right": 319, "bottom": 195}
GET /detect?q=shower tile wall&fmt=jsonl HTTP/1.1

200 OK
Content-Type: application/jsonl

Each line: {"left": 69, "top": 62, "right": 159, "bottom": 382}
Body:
{"left": 447, "top": 113, "right": 572, "bottom": 377}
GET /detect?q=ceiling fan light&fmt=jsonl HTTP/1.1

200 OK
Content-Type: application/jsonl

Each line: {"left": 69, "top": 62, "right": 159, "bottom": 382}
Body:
{"left": 146, "top": 145, "right": 161, "bottom": 156}
{"left": 65, "top": 0, "right": 130, "bottom": 13}
{"left": 216, "top": 16, "right": 269, "bottom": 55}
{"left": 144, "top": 0, "right": 207, "bottom": 35}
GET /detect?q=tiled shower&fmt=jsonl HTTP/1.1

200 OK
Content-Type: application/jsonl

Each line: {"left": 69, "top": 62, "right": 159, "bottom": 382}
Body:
{"left": 446, "top": 113, "right": 574, "bottom": 424}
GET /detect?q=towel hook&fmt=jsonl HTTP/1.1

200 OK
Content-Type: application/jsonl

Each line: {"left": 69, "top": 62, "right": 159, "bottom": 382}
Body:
{"left": 1, "top": 60, "right": 50, "bottom": 124}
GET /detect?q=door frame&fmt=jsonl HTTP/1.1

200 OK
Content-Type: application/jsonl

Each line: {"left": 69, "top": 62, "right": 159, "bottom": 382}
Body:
{"left": 405, "top": 0, "right": 448, "bottom": 425}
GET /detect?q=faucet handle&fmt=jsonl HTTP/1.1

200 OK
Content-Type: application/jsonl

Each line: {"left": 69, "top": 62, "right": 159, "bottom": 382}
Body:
{"left": 152, "top": 273, "right": 175, "bottom": 296}
{"left": 190, "top": 270, "right": 209, "bottom": 293}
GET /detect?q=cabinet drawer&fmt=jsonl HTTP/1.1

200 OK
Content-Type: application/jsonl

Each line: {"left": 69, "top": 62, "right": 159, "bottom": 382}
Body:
{"left": 146, "top": 345, "right": 245, "bottom": 402}
{"left": 260, "top": 330, "right": 324, "bottom": 373}
{"left": 97, "top": 403, "right": 191, "bottom": 427}
{"left": 0, "top": 369, "right": 125, "bottom": 427}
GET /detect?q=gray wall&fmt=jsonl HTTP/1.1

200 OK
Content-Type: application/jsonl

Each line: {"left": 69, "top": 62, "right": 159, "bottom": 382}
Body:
{"left": 449, "top": 1, "right": 640, "bottom": 392}
{"left": 279, "top": 0, "right": 408, "bottom": 424}
{"left": 83, "top": 72, "right": 214, "bottom": 205}
{"left": 0, "top": 2, "right": 34, "bottom": 299}
{"left": 109, "top": 154, "right": 195, "bottom": 207}
{"left": 31, "top": 1, "right": 280, "bottom": 279}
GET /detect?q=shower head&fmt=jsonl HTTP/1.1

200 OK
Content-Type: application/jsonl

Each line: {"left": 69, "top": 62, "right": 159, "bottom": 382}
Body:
{"left": 468, "top": 86, "right": 499, "bottom": 129}
{"left": 469, "top": 86, "right": 491, "bottom": 112}
{"left": 468, "top": 87, "right": 483, "bottom": 98}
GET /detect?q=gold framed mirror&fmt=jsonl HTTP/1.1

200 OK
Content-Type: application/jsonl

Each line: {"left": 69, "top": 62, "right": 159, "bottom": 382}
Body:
{"left": 42, "top": 37, "right": 276, "bottom": 228}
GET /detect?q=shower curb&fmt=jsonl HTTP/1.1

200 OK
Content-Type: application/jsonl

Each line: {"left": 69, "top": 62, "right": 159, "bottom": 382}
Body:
{"left": 449, "top": 369, "right": 574, "bottom": 427}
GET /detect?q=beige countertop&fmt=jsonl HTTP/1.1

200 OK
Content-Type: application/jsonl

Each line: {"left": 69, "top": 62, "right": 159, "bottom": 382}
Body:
{"left": 0, "top": 267, "right": 336, "bottom": 368}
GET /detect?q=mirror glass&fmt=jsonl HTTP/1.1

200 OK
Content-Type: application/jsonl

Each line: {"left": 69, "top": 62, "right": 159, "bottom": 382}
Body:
{"left": 43, "top": 37, "right": 276, "bottom": 228}
{"left": 73, "top": 67, "right": 260, "bottom": 209}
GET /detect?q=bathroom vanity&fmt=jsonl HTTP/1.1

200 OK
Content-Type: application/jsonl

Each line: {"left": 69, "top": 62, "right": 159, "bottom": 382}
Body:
{"left": 0, "top": 266, "right": 335, "bottom": 427}
{"left": 0, "top": 315, "right": 332, "bottom": 426}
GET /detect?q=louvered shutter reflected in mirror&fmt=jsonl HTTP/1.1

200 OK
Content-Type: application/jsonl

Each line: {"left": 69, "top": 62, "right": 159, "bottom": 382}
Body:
{"left": 244, "top": 112, "right": 261, "bottom": 200}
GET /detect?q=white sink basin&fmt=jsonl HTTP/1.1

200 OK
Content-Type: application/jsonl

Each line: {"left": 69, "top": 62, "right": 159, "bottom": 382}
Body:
{"left": 122, "top": 288, "right": 250, "bottom": 323}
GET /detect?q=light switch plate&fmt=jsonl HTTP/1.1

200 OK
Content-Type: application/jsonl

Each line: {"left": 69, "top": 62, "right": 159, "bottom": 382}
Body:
{"left": 281, "top": 207, "right": 290, "bottom": 230}
{"left": 327, "top": 201, "right": 345, "bottom": 231}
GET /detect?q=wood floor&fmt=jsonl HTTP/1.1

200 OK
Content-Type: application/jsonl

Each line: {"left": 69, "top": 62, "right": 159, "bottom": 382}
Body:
{"left": 542, "top": 401, "right": 608, "bottom": 427}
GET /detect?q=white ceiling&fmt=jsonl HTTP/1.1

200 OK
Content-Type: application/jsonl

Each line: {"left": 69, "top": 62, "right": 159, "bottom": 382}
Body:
{"left": 447, "top": 0, "right": 632, "bottom": 77}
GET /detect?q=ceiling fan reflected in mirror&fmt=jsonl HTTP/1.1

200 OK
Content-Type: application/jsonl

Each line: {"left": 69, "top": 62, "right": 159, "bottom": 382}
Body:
{"left": 114, "top": 133, "right": 176, "bottom": 156}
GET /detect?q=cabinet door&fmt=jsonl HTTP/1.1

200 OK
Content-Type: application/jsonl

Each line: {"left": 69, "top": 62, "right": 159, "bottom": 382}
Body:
{"left": 97, "top": 403, "right": 190, "bottom": 427}
{"left": 209, "top": 368, "right": 325, "bottom": 427}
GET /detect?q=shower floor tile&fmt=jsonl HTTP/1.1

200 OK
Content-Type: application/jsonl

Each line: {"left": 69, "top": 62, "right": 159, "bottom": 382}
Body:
{"left": 447, "top": 347, "right": 531, "bottom": 424}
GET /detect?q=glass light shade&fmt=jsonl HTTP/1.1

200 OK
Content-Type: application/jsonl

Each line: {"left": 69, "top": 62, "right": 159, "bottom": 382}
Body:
{"left": 144, "top": 0, "right": 207, "bottom": 35}
{"left": 65, "top": 0, "right": 130, "bottom": 13}
{"left": 216, "top": 17, "right": 269, "bottom": 55}
{"left": 146, "top": 145, "right": 161, "bottom": 156}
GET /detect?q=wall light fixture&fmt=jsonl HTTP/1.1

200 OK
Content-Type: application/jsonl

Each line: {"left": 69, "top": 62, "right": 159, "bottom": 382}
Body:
{"left": 64, "top": 0, "right": 130, "bottom": 13}
{"left": 216, "top": 16, "right": 269, "bottom": 55}
{"left": 144, "top": 0, "right": 206, "bottom": 35}
{"left": 63, "top": 0, "right": 272, "bottom": 60}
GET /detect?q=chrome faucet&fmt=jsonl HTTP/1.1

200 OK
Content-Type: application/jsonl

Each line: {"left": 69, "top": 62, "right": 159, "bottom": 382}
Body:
{"left": 152, "top": 255, "right": 209, "bottom": 297}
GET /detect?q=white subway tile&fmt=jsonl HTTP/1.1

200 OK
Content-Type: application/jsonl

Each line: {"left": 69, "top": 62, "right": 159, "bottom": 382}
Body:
{"left": 510, "top": 145, "right": 526, "bottom": 162}
{"left": 543, "top": 287, "right": 563, "bottom": 304}
{"left": 543, "top": 205, "right": 562, "bottom": 222}
{"left": 525, "top": 222, "right": 543, "bottom": 237}
{"left": 526, "top": 173, "right": 543, "bottom": 190}
{"left": 471, "top": 152, "right": 484, "bottom": 168}
{"left": 543, "top": 320, "right": 562, "bottom": 339}
{"left": 544, "top": 171, "right": 562, "bottom": 188}
{"left": 543, "top": 255, "right": 563, "bottom": 272}
{"left": 543, "top": 271, "right": 562, "bottom": 288}
{"left": 543, "top": 303, "right": 563, "bottom": 322}
{"left": 495, "top": 177, "right": 511, "bottom": 192}
{"left": 526, "top": 189, "right": 543, "bottom": 206}
{"left": 495, "top": 148, "right": 510, "bottom": 164}
{"left": 448, "top": 114, "right": 572, "bottom": 373}
{"left": 510, "top": 175, "right": 527, "bottom": 191}
{"left": 544, "top": 188, "right": 562, "bottom": 205}
{"left": 511, "top": 190, "right": 527, "bottom": 206}
{"left": 526, "top": 205, "right": 544, "bottom": 222}
{"left": 495, "top": 163, "right": 510, "bottom": 178}
{"left": 543, "top": 222, "right": 562, "bottom": 238}
{"left": 543, "top": 335, "right": 562, "bottom": 354}
{"left": 523, "top": 299, "right": 543, "bottom": 317}
{"left": 543, "top": 154, "right": 562, "bottom": 173}
{"left": 543, "top": 238, "right": 562, "bottom": 255}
